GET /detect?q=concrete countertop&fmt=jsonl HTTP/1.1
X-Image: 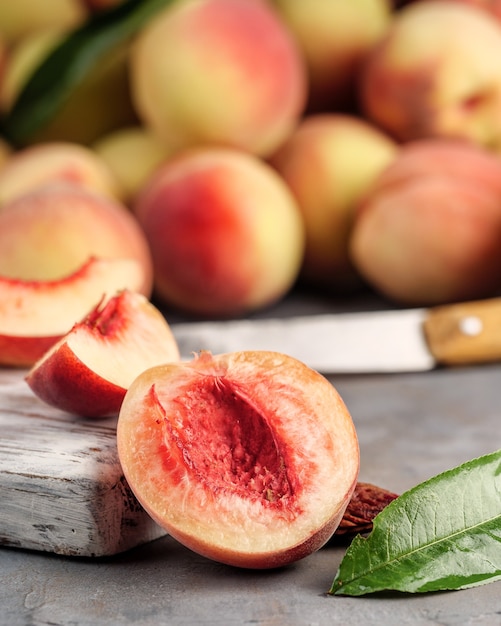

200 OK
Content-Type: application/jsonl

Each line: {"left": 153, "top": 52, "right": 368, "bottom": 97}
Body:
{"left": 2, "top": 360, "right": 501, "bottom": 625}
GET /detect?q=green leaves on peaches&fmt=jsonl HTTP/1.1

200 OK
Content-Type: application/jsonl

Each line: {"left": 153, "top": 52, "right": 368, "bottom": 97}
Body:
{"left": 0, "top": 0, "right": 174, "bottom": 146}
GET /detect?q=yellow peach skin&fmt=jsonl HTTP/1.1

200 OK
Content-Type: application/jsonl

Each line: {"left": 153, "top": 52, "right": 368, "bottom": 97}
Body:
{"left": 0, "top": 142, "right": 121, "bottom": 207}
{"left": 0, "top": 184, "right": 153, "bottom": 296}
{"left": 1, "top": 28, "right": 137, "bottom": 145}
{"left": 0, "top": 29, "right": 62, "bottom": 114}
{"left": 359, "top": 1, "right": 501, "bottom": 153}
{"left": 0, "top": 0, "right": 85, "bottom": 44}
{"left": 272, "top": 0, "right": 392, "bottom": 112}
{"left": 130, "top": 0, "right": 307, "bottom": 158}
{"left": 92, "top": 126, "right": 173, "bottom": 205}
{"left": 269, "top": 113, "right": 398, "bottom": 291}
{"left": 447, "top": 0, "right": 501, "bottom": 22}
{"left": 350, "top": 139, "right": 501, "bottom": 305}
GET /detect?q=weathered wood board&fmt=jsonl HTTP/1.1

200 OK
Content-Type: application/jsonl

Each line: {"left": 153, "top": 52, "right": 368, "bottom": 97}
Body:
{"left": 0, "top": 368, "right": 166, "bottom": 557}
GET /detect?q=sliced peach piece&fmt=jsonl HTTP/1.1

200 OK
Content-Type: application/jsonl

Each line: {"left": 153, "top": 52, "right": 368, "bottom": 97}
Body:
{"left": 117, "top": 351, "right": 360, "bottom": 569}
{"left": 26, "top": 290, "right": 180, "bottom": 418}
{"left": 0, "top": 256, "right": 143, "bottom": 367}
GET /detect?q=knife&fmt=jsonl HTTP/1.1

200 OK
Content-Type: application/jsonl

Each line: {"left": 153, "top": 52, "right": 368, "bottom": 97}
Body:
{"left": 169, "top": 298, "right": 501, "bottom": 373}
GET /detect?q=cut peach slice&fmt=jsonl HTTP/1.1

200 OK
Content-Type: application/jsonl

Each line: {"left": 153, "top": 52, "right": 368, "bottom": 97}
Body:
{"left": 117, "top": 351, "right": 360, "bottom": 569}
{"left": 0, "top": 256, "right": 143, "bottom": 367}
{"left": 26, "top": 290, "right": 180, "bottom": 418}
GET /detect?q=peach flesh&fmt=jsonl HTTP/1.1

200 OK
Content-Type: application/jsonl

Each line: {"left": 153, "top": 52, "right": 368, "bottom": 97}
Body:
{"left": 0, "top": 258, "right": 143, "bottom": 336}
{"left": 27, "top": 341, "right": 125, "bottom": 416}
{"left": 117, "top": 351, "right": 359, "bottom": 569}
{"left": 0, "top": 184, "right": 153, "bottom": 296}
{"left": 26, "top": 291, "right": 180, "bottom": 417}
{"left": 25, "top": 296, "right": 129, "bottom": 417}
{"left": 0, "top": 257, "right": 144, "bottom": 367}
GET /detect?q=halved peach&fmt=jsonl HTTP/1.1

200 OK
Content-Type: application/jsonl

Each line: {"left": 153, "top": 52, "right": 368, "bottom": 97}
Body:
{"left": 0, "top": 256, "right": 143, "bottom": 367}
{"left": 117, "top": 351, "right": 360, "bottom": 569}
{"left": 26, "top": 290, "right": 180, "bottom": 418}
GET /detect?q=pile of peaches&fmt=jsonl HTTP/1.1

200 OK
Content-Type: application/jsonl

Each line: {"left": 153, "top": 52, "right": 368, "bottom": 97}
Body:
{"left": 2, "top": 0, "right": 501, "bottom": 567}
{"left": 3, "top": 0, "right": 501, "bottom": 327}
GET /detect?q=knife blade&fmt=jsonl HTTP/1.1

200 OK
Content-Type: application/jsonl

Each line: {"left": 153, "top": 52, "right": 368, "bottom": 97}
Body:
{"left": 169, "top": 298, "right": 501, "bottom": 373}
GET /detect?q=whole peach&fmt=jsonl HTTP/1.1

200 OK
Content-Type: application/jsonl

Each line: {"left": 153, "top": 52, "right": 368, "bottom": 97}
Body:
{"left": 0, "top": 0, "right": 84, "bottom": 43}
{"left": 359, "top": 1, "right": 501, "bottom": 153}
{"left": 0, "top": 184, "right": 153, "bottom": 296}
{"left": 437, "top": 0, "right": 501, "bottom": 22}
{"left": 0, "top": 142, "right": 121, "bottom": 207}
{"left": 349, "top": 139, "right": 501, "bottom": 305}
{"left": 269, "top": 113, "right": 398, "bottom": 291}
{"left": 272, "top": 0, "right": 392, "bottom": 112}
{"left": 360, "top": 138, "right": 501, "bottom": 197}
{"left": 134, "top": 148, "right": 305, "bottom": 317}
{"left": 0, "top": 29, "right": 60, "bottom": 114}
{"left": 129, "top": 0, "right": 307, "bottom": 157}
{"left": 1, "top": 29, "right": 137, "bottom": 145}
{"left": 92, "top": 126, "right": 172, "bottom": 205}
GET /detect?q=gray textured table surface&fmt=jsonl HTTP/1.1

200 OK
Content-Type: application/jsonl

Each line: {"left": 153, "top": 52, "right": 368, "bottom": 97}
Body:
{"left": 2, "top": 360, "right": 501, "bottom": 625}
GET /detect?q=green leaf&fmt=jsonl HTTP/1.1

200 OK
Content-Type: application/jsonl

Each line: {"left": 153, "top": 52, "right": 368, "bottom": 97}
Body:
{"left": 330, "top": 449, "right": 501, "bottom": 596}
{"left": 0, "top": 0, "right": 174, "bottom": 146}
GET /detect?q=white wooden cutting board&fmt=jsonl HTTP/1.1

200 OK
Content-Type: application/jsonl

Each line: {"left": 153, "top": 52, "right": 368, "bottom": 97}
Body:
{"left": 0, "top": 368, "right": 166, "bottom": 557}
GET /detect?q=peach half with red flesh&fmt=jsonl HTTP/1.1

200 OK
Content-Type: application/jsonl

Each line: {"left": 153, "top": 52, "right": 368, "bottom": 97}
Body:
{"left": 0, "top": 257, "right": 143, "bottom": 367}
{"left": 26, "top": 290, "right": 180, "bottom": 418}
{"left": 117, "top": 351, "right": 360, "bottom": 569}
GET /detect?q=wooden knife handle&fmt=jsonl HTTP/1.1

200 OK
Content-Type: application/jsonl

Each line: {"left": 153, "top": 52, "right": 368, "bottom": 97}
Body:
{"left": 422, "top": 298, "right": 501, "bottom": 365}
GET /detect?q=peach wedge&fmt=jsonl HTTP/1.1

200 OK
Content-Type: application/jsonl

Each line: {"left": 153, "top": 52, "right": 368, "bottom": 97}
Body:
{"left": 117, "top": 350, "right": 360, "bottom": 569}
{"left": 0, "top": 256, "right": 144, "bottom": 367}
{"left": 26, "top": 290, "right": 180, "bottom": 418}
